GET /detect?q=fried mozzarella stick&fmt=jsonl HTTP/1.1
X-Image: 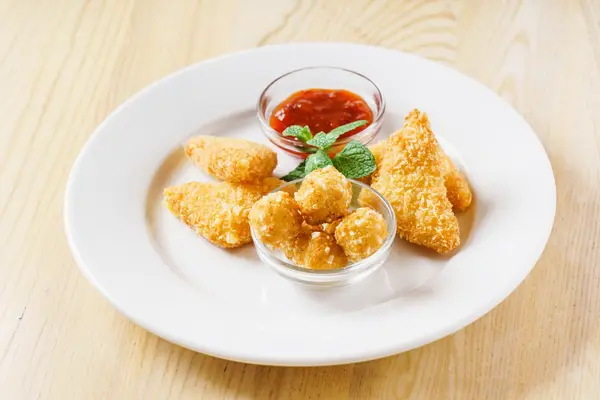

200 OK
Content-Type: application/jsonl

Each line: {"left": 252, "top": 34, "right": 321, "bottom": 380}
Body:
{"left": 185, "top": 136, "right": 277, "bottom": 183}
{"left": 370, "top": 109, "right": 460, "bottom": 253}
{"left": 163, "top": 177, "right": 284, "bottom": 248}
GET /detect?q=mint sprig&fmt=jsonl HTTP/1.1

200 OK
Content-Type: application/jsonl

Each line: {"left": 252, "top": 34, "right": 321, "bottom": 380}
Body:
{"left": 305, "top": 149, "right": 333, "bottom": 172}
{"left": 332, "top": 140, "right": 376, "bottom": 178}
{"left": 306, "top": 120, "right": 367, "bottom": 149}
{"left": 325, "top": 120, "right": 369, "bottom": 140}
{"left": 283, "top": 125, "right": 313, "bottom": 142}
{"left": 281, "top": 120, "right": 375, "bottom": 182}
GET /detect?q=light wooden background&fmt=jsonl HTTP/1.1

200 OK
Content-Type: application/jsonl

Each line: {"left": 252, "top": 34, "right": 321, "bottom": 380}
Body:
{"left": 1, "top": 0, "right": 599, "bottom": 398}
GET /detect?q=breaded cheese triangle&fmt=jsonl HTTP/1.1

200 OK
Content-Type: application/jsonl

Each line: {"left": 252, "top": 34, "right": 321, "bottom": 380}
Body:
{"left": 163, "top": 178, "right": 284, "bottom": 248}
{"left": 364, "top": 139, "right": 471, "bottom": 211}
{"left": 371, "top": 109, "right": 460, "bottom": 253}
{"left": 185, "top": 135, "right": 277, "bottom": 183}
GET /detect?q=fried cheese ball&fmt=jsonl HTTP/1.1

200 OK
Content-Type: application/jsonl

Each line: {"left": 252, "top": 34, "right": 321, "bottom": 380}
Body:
{"left": 294, "top": 166, "right": 352, "bottom": 225}
{"left": 334, "top": 208, "right": 387, "bottom": 262}
{"left": 282, "top": 231, "right": 348, "bottom": 270}
{"left": 301, "top": 221, "right": 323, "bottom": 234}
{"left": 185, "top": 135, "right": 277, "bottom": 183}
{"left": 281, "top": 234, "right": 309, "bottom": 266}
{"left": 370, "top": 109, "right": 460, "bottom": 253}
{"left": 356, "top": 187, "right": 380, "bottom": 211}
{"left": 248, "top": 191, "right": 303, "bottom": 248}
{"left": 320, "top": 218, "right": 343, "bottom": 235}
{"left": 163, "top": 178, "right": 285, "bottom": 248}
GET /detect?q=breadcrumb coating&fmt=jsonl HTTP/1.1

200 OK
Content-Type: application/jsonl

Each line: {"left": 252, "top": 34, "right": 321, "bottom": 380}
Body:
{"left": 282, "top": 231, "right": 348, "bottom": 269}
{"left": 249, "top": 191, "right": 303, "bottom": 248}
{"left": 252, "top": 176, "right": 287, "bottom": 194}
{"left": 362, "top": 136, "right": 472, "bottom": 212}
{"left": 439, "top": 152, "right": 472, "bottom": 211}
{"left": 302, "top": 221, "right": 323, "bottom": 234}
{"left": 321, "top": 218, "right": 343, "bottom": 235}
{"left": 281, "top": 234, "right": 309, "bottom": 266}
{"left": 335, "top": 208, "right": 387, "bottom": 262}
{"left": 163, "top": 178, "right": 285, "bottom": 248}
{"left": 294, "top": 166, "right": 352, "bottom": 225}
{"left": 371, "top": 109, "right": 460, "bottom": 253}
{"left": 185, "top": 135, "right": 277, "bottom": 183}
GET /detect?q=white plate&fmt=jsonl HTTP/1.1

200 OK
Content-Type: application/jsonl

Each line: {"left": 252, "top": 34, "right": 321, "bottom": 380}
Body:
{"left": 65, "top": 43, "right": 555, "bottom": 366}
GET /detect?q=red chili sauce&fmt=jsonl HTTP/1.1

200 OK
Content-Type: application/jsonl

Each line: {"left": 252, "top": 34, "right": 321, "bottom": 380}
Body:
{"left": 269, "top": 89, "right": 373, "bottom": 138}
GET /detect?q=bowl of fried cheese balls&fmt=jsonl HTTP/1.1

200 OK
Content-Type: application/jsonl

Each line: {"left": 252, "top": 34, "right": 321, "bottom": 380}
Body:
{"left": 249, "top": 166, "right": 396, "bottom": 286}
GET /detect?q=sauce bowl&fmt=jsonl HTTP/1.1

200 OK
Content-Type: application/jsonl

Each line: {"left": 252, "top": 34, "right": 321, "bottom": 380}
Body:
{"left": 256, "top": 66, "right": 386, "bottom": 158}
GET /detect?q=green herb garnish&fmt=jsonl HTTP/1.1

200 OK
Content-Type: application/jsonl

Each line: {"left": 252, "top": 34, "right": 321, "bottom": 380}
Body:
{"left": 332, "top": 140, "right": 376, "bottom": 178}
{"left": 281, "top": 160, "right": 307, "bottom": 181}
{"left": 305, "top": 149, "right": 333, "bottom": 172}
{"left": 282, "top": 125, "right": 313, "bottom": 142}
{"left": 281, "top": 120, "right": 376, "bottom": 181}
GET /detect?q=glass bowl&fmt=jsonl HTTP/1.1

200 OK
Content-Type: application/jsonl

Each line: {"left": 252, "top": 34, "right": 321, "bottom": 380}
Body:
{"left": 250, "top": 178, "right": 397, "bottom": 287}
{"left": 256, "top": 66, "right": 386, "bottom": 158}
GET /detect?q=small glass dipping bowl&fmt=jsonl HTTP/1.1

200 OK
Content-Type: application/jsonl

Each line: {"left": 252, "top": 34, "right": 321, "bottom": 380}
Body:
{"left": 250, "top": 178, "right": 397, "bottom": 287}
{"left": 257, "top": 66, "right": 386, "bottom": 158}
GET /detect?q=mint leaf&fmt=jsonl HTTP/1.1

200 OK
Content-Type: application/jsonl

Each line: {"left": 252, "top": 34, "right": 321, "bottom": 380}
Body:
{"left": 282, "top": 160, "right": 307, "bottom": 182}
{"left": 305, "top": 120, "right": 368, "bottom": 150}
{"left": 332, "top": 140, "right": 376, "bottom": 178}
{"left": 305, "top": 150, "right": 333, "bottom": 174}
{"left": 327, "top": 120, "right": 368, "bottom": 138}
{"left": 305, "top": 132, "right": 331, "bottom": 149}
{"left": 282, "top": 125, "right": 312, "bottom": 142}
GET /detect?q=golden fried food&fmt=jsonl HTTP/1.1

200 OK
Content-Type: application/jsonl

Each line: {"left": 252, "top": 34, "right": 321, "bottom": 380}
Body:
{"left": 185, "top": 135, "right": 277, "bottom": 183}
{"left": 370, "top": 141, "right": 387, "bottom": 168}
{"left": 334, "top": 208, "right": 388, "bottom": 262}
{"left": 302, "top": 221, "right": 323, "bottom": 234}
{"left": 253, "top": 176, "right": 288, "bottom": 194}
{"left": 369, "top": 141, "right": 387, "bottom": 178}
{"left": 364, "top": 136, "right": 472, "bottom": 211}
{"left": 321, "top": 218, "right": 343, "bottom": 235}
{"left": 281, "top": 234, "right": 310, "bottom": 266}
{"left": 294, "top": 166, "right": 352, "bottom": 225}
{"left": 249, "top": 191, "right": 303, "bottom": 248}
{"left": 163, "top": 178, "right": 284, "bottom": 248}
{"left": 439, "top": 152, "right": 472, "bottom": 211}
{"left": 370, "top": 109, "right": 460, "bottom": 253}
{"left": 356, "top": 142, "right": 387, "bottom": 210}
{"left": 356, "top": 187, "right": 380, "bottom": 211}
{"left": 283, "top": 231, "right": 348, "bottom": 269}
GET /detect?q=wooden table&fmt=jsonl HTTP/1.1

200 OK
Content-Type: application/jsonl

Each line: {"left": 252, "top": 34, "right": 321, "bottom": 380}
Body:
{"left": 1, "top": 0, "right": 599, "bottom": 398}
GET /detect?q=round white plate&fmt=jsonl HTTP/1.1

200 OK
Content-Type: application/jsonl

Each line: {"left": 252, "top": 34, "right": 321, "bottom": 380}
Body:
{"left": 65, "top": 43, "right": 555, "bottom": 366}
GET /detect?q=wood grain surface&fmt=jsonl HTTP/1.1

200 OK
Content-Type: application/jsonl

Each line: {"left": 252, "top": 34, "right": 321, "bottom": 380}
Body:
{"left": 1, "top": 0, "right": 599, "bottom": 398}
